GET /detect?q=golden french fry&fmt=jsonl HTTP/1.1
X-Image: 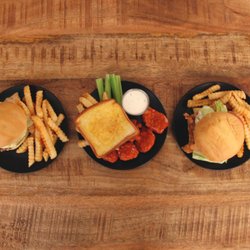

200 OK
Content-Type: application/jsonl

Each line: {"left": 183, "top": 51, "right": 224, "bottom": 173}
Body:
{"left": 242, "top": 101, "right": 250, "bottom": 112}
{"left": 78, "top": 140, "right": 89, "bottom": 148}
{"left": 229, "top": 96, "right": 250, "bottom": 119}
{"left": 193, "top": 85, "right": 220, "bottom": 100}
{"left": 237, "top": 144, "right": 244, "bottom": 158}
{"left": 47, "top": 118, "right": 69, "bottom": 142}
{"left": 102, "top": 92, "right": 109, "bottom": 100}
{"left": 35, "top": 90, "right": 43, "bottom": 118}
{"left": 27, "top": 136, "right": 35, "bottom": 167}
{"left": 82, "top": 93, "right": 98, "bottom": 104}
{"left": 231, "top": 90, "right": 246, "bottom": 100}
{"left": 16, "top": 138, "right": 28, "bottom": 153}
{"left": 43, "top": 151, "right": 49, "bottom": 162}
{"left": 79, "top": 97, "right": 93, "bottom": 108}
{"left": 243, "top": 117, "right": 250, "bottom": 150}
{"left": 44, "top": 99, "right": 57, "bottom": 122}
{"left": 56, "top": 113, "right": 65, "bottom": 126}
{"left": 233, "top": 92, "right": 250, "bottom": 111}
{"left": 45, "top": 123, "right": 54, "bottom": 141}
{"left": 220, "top": 92, "right": 232, "bottom": 104}
{"left": 76, "top": 103, "right": 85, "bottom": 113}
{"left": 208, "top": 90, "right": 246, "bottom": 100}
{"left": 35, "top": 129, "right": 43, "bottom": 162}
{"left": 42, "top": 100, "right": 49, "bottom": 122}
{"left": 187, "top": 99, "right": 212, "bottom": 108}
{"left": 32, "top": 116, "right": 57, "bottom": 159}
{"left": 17, "top": 100, "right": 31, "bottom": 117}
{"left": 24, "top": 85, "right": 35, "bottom": 115}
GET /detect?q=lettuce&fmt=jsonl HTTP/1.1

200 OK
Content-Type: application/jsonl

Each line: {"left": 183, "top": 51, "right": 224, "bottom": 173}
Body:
{"left": 214, "top": 100, "right": 227, "bottom": 112}
{"left": 195, "top": 106, "right": 214, "bottom": 124}
{"left": 192, "top": 151, "right": 226, "bottom": 164}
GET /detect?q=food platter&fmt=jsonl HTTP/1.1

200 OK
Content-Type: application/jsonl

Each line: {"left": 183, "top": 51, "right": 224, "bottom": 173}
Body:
{"left": 0, "top": 84, "right": 68, "bottom": 173}
{"left": 172, "top": 82, "right": 250, "bottom": 170}
{"left": 78, "top": 81, "right": 168, "bottom": 170}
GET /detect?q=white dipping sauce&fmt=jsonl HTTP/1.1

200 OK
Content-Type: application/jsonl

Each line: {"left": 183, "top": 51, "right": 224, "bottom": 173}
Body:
{"left": 122, "top": 89, "right": 149, "bottom": 116}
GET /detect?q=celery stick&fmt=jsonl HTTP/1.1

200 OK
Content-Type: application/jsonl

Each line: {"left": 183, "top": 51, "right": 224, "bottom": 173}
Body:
{"left": 96, "top": 78, "right": 104, "bottom": 101}
{"left": 105, "top": 74, "right": 111, "bottom": 98}
{"left": 110, "top": 74, "right": 120, "bottom": 104}
{"left": 115, "top": 75, "right": 123, "bottom": 104}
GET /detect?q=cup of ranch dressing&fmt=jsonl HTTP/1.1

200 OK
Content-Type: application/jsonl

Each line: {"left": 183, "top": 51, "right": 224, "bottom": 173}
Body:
{"left": 122, "top": 89, "right": 150, "bottom": 116}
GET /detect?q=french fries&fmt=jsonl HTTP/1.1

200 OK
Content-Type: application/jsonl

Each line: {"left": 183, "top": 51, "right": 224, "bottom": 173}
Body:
{"left": 83, "top": 93, "right": 98, "bottom": 104}
{"left": 208, "top": 90, "right": 246, "bottom": 100}
{"left": 76, "top": 103, "right": 85, "bottom": 113}
{"left": 35, "top": 129, "right": 43, "bottom": 162}
{"left": 56, "top": 113, "right": 65, "bottom": 126}
{"left": 229, "top": 96, "right": 250, "bottom": 119}
{"left": 44, "top": 99, "right": 57, "bottom": 122}
{"left": 187, "top": 98, "right": 212, "bottom": 108}
{"left": 103, "top": 92, "right": 109, "bottom": 100}
{"left": 78, "top": 140, "right": 89, "bottom": 148}
{"left": 32, "top": 116, "right": 57, "bottom": 159}
{"left": 16, "top": 138, "right": 28, "bottom": 153}
{"left": 47, "top": 118, "right": 69, "bottom": 142}
{"left": 42, "top": 100, "right": 49, "bottom": 122}
{"left": 43, "top": 151, "right": 49, "bottom": 162}
{"left": 24, "top": 85, "right": 35, "bottom": 115}
{"left": 35, "top": 90, "right": 43, "bottom": 118}
{"left": 76, "top": 92, "right": 99, "bottom": 146}
{"left": 192, "top": 84, "right": 220, "bottom": 100}
{"left": 220, "top": 92, "right": 232, "bottom": 104}
{"left": 241, "top": 116, "right": 250, "bottom": 150}
{"left": 5, "top": 85, "right": 68, "bottom": 168}
{"left": 79, "top": 97, "right": 93, "bottom": 108}
{"left": 27, "top": 136, "right": 35, "bottom": 167}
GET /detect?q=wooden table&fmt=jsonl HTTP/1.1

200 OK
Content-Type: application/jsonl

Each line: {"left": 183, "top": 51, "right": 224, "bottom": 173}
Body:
{"left": 1, "top": 1, "right": 250, "bottom": 249}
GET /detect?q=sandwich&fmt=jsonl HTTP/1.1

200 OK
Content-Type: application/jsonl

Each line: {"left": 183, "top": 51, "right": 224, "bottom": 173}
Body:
{"left": 0, "top": 101, "right": 29, "bottom": 151}
{"left": 183, "top": 100, "right": 245, "bottom": 163}
{"left": 75, "top": 99, "right": 139, "bottom": 158}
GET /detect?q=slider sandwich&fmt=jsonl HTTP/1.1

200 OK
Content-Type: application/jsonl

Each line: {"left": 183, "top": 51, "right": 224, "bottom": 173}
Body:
{"left": 0, "top": 102, "right": 29, "bottom": 151}
{"left": 183, "top": 100, "right": 245, "bottom": 163}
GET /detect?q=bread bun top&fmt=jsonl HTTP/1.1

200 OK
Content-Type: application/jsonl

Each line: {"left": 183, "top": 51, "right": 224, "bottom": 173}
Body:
{"left": 0, "top": 102, "right": 28, "bottom": 148}
{"left": 194, "top": 112, "right": 244, "bottom": 162}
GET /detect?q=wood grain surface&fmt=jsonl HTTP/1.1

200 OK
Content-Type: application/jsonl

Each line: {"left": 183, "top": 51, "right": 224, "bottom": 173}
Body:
{"left": 1, "top": 1, "right": 250, "bottom": 249}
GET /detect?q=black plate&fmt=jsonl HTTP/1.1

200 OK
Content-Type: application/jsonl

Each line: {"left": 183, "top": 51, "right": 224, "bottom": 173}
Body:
{"left": 0, "top": 84, "right": 68, "bottom": 173}
{"left": 78, "top": 81, "right": 168, "bottom": 170}
{"left": 172, "top": 81, "right": 250, "bottom": 170}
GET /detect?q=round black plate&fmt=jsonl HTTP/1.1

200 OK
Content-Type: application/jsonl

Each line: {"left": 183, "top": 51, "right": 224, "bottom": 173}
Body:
{"left": 172, "top": 81, "right": 250, "bottom": 170}
{"left": 78, "top": 81, "right": 168, "bottom": 170}
{"left": 0, "top": 84, "right": 68, "bottom": 173}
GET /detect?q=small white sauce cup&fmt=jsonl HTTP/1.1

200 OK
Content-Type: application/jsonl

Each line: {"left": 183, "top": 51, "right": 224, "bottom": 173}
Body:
{"left": 122, "top": 88, "right": 150, "bottom": 116}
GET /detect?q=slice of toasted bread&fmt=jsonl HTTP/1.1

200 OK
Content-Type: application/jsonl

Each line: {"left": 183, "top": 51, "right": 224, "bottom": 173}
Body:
{"left": 75, "top": 99, "right": 139, "bottom": 158}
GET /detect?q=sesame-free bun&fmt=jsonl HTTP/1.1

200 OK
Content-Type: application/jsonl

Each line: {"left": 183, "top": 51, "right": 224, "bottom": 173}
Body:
{"left": 194, "top": 112, "right": 244, "bottom": 162}
{"left": 0, "top": 102, "right": 28, "bottom": 151}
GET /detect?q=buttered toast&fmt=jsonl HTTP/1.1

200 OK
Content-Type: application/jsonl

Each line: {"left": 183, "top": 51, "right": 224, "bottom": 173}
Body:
{"left": 75, "top": 99, "right": 139, "bottom": 158}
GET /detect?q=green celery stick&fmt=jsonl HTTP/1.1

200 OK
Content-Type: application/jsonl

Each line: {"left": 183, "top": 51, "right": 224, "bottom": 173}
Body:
{"left": 110, "top": 74, "right": 120, "bottom": 104}
{"left": 96, "top": 78, "right": 104, "bottom": 101}
{"left": 115, "top": 75, "right": 123, "bottom": 104}
{"left": 105, "top": 74, "right": 111, "bottom": 99}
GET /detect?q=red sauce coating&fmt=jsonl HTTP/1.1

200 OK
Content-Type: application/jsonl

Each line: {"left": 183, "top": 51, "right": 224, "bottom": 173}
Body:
{"left": 143, "top": 108, "right": 169, "bottom": 134}
{"left": 102, "top": 150, "right": 119, "bottom": 163}
{"left": 118, "top": 141, "right": 139, "bottom": 161}
{"left": 135, "top": 126, "right": 155, "bottom": 153}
